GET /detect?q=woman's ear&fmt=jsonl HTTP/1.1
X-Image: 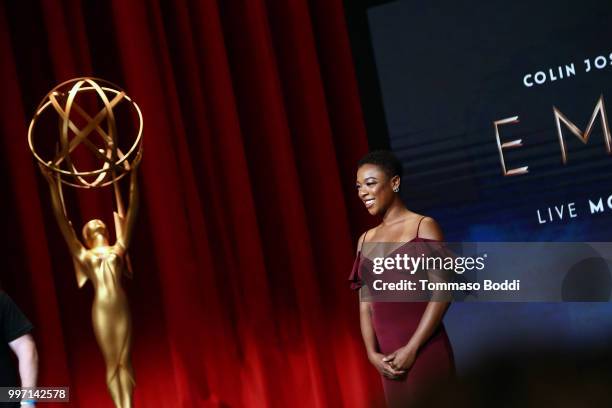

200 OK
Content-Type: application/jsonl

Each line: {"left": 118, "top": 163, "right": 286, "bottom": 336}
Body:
{"left": 391, "top": 175, "right": 400, "bottom": 192}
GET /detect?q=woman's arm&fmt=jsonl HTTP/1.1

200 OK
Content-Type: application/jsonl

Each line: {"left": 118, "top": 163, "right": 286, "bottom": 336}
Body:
{"left": 357, "top": 232, "right": 378, "bottom": 357}
{"left": 39, "top": 165, "right": 85, "bottom": 260}
{"left": 360, "top": 292, "right": 406, "bottom": 379}
{"left": 404, "top": 217, "right": 450, "bottom": 349}
{"left": 356, "top": 231, "right": 404, "bottom": 379}
{"left": 410, "top": 302, "right": 449, "bottom": 351}
{"left": 359, "top": 300, "right": 378, "bottom": 359}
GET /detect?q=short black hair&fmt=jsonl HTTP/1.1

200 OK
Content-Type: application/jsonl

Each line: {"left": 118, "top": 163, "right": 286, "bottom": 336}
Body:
{"left": 357, "top": 150, "right": 403, "bottom": 179}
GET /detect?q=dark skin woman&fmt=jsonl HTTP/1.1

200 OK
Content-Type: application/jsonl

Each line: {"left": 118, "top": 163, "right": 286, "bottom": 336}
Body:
{"left": 351, "top": 150, "right": 454, "bottom": 405}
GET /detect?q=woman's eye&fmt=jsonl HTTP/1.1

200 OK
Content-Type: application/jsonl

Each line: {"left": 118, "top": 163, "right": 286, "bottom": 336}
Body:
{"left": 366, "top": 182, "right": 375, "bottom": 186}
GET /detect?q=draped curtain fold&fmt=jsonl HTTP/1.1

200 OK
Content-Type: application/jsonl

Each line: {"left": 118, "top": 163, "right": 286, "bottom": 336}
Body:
{"left": 0, "top": 0, "right": 380, "bottom": 406}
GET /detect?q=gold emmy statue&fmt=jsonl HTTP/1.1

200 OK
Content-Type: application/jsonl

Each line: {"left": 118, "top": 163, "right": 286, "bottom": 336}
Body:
{"left": 28, "top": 78, "right": 143, "bottom": 408}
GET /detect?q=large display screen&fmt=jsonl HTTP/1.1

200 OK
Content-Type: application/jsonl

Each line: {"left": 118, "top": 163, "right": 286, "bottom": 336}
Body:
{"left": 367, "top": 0, "right": 612, "bottom": 371}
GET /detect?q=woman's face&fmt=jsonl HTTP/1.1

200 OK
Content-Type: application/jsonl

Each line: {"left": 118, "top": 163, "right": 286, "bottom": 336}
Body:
{"left": 355, "top": 163, "right": 399, "bottom": 216}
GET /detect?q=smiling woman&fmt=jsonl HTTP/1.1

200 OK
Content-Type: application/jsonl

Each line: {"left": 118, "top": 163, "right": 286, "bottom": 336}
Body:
{"left": 355, "top": 150, "right": 403, "bottom": 215}
{"left": 350, "top": 150, "right": 455, "bottom": 407}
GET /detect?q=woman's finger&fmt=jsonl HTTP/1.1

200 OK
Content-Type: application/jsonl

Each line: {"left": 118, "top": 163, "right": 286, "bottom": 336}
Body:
{"left": 382, "top": 352, "right": 396, "bottom": 362}
{"left": 383, "top": 364, "right": 404, "bottom": 376}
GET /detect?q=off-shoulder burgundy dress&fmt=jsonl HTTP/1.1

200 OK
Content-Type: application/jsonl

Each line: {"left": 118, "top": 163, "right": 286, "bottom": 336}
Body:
{"left": 349, "top": 218, "right": 455, "bottom": 406}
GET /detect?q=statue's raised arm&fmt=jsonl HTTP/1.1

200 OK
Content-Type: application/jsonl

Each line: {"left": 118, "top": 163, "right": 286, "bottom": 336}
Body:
{"left": 39, "top": 164, "right": 86, "bottom": 261}
{"left": 115, "top": 152, "right": 140, "bottom": 254}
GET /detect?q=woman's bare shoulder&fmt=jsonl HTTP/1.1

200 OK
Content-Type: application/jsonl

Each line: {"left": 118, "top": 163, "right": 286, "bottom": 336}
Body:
{"left": 416, "top": 216, "right": 444, "bottom": 241}
{"left": 356, "top": 225, "right": 379, "bottom": 253}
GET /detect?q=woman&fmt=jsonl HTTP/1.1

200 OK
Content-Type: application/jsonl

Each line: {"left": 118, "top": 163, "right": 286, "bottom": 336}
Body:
{"left": 40, "top": 158, "right": 139, "bottom": 408}
{"left": 349, "top": 150, "right": 454, "bottom": 406}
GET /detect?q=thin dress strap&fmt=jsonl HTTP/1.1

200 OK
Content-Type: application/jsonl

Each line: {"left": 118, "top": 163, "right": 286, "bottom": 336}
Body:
{"left": 416, "top": 216, "right": 426, "bottom": 238}
{"left": 358, "top": 230, "right": 369, "bottom": 252}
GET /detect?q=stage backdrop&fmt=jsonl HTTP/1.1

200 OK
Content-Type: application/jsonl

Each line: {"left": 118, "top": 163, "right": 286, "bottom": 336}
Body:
{"left": 0, "top": 1, "right": 385, "bottom": 407}
{"left": 367, "top": 0, "right": 612, "bottom": 372}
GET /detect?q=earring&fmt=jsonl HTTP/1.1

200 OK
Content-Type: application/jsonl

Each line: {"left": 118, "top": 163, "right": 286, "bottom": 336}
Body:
{"left": 393, "top": 187, "right": 399, "bottom": 193}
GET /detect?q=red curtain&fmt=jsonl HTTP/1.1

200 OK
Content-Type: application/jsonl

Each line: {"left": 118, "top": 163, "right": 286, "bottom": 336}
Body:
{"left": 0, "top": 0, "right": 380, "bottom": 406}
